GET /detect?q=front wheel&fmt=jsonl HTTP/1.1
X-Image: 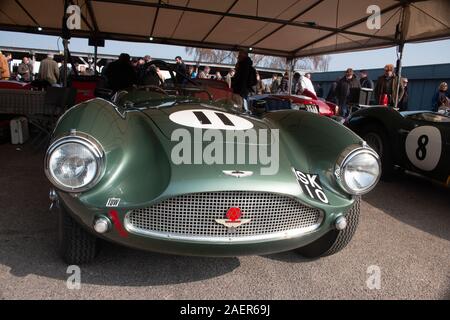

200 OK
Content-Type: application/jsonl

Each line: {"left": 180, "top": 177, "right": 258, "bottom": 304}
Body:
{"left": 58, "top": 205, "right": 99, "bottom": 265}
{"left": 295, "top": 197, "right": 360, "bottom": 258}
{"left": 360, "top": 124, "right": 394, "bottom": 180}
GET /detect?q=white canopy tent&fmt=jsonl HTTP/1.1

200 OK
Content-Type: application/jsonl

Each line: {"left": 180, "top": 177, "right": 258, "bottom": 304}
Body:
{"left": 0, "top": 0, "right": 449, "bottom": 58}
{"left": 1, "top": 0, "right": 449, "bottom": 105}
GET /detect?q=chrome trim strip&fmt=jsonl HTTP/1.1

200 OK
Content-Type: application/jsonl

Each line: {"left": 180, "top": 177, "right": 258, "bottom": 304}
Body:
{"left": 123, "top": 214, "right": 323, "bottom": 243}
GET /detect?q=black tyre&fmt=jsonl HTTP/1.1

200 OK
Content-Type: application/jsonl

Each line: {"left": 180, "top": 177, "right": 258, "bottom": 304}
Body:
{"left": 58, "top": 205, "right": 98, "bottom": 265}
{"left": 295, "top": 197, "right": 360, "bottom": 258}
{"left": 360, "top": 123, "right": 394, "bottom": 180}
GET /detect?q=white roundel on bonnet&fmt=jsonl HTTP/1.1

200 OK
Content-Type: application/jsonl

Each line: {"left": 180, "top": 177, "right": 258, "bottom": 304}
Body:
{"left": 405, "top": 126, "right": 442, "bottom": 172}
{"left": 169, "top": 109, "right": 254, "bottom": 130}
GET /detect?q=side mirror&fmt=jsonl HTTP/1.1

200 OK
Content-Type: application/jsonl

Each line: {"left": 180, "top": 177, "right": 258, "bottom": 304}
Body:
{"left": 95, "top": 88, "right": 114, "bottom": 100}
{"left": 251, "top": 100, "right": 267, "bottom": 115}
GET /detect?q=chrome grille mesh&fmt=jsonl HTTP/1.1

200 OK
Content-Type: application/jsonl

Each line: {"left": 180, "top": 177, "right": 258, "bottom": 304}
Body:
{"left": 124, "top": 191, "right": 323, "bottom": 241}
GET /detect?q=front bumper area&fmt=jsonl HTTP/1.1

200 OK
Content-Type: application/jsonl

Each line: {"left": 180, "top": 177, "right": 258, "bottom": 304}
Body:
{"left": 58, "top": 192, "right": 353, "bottom": 257}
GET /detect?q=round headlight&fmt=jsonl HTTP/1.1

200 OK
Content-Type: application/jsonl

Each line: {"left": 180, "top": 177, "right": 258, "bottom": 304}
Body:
{"left": 336, "top": 146, "right": 381, "bottom": 195}
{"left": 45, "top": 133, "right": 105, "bottom": 192}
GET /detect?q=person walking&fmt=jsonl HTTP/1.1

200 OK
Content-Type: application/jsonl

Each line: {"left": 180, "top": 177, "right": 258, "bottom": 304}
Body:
{"left": 231, "top": 50, "right": 254, "bottom": 101}
{"left": 335, "top": 68, "right": 360, "bottom": 117}
{"left": 38, "top": 54, "right": 60, "bottom": 85}
{"left": 432, "top": 82, "right": 449, "bottom": 112}
{"left": 374, "top": 64, "right": 404, "bottom": 107}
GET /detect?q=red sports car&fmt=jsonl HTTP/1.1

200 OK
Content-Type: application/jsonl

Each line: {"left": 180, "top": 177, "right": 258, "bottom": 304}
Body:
{"left": 0, "top": 80, "right": 33, "bottom": 90}
{"left": 249, "top": 90, "right": 340, "bottom": 119}
{"left": 277, "top": 89, "right": 339, "bottom": 117}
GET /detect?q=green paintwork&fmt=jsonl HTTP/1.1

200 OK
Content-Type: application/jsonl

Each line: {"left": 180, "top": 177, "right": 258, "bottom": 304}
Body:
{"left": 50, "top": 91, "right": 363, "bottom": 256}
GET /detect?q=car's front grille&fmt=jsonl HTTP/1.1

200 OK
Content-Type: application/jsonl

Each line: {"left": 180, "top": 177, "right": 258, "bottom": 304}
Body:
{"left": 124, "top": 191, "right": 323, "bottom": 242}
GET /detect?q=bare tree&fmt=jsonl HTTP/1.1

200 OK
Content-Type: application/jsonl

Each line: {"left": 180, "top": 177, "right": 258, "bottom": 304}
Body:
{"left": 185, "top": 47, "right": 236, "bottom": 65}
{"left": 184, "top": 47, "right": 330, "bottom": 72}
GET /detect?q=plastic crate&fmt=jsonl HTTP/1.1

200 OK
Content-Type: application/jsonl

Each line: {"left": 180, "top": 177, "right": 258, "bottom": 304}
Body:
{"left": 0, "top": 89, "right": 46, "bottom": 115}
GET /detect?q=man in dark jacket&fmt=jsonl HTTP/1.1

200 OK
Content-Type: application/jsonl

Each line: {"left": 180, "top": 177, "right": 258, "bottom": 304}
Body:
{"left": 374, "top": 64, "right": 404, "bottom": 107}
{"left": 359, "top": 70, "right": 374, "bottom": 89}
{"left": 18, "top": 56, "right": 33, "bottom": 82}
{"left": 231, "top": 50, "right": 253, "bottom": 100}
{"left": 105, "top": 53, "right": 137, "bottom": 92}
{"left": 335, "top": 68, "right": 360, "bottom": 117}
{"left": 175, "top": 56, "right": 187, "bottom": 84}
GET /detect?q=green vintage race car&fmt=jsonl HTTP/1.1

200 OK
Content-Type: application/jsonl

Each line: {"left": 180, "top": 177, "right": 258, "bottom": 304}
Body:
{"left": 45, "top": 84, "right": 381, "bottom": 264}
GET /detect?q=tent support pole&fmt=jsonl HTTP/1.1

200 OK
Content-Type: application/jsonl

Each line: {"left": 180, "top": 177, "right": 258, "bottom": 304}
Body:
{"left": 394, "top": 2, "right": 410, "bottom": 110}
{"left": 62, "top": 0, "right": 69, "bottom": 87}
{"left": 287, "top": 58, "right": 295, "bottom": 95}
{"left": 94, "top": 45, "right": 98, "bottom": 75}
{"left": 63, "top": 38, "right": 69, "bottom": 87}
{"left": 394, "top": 42, "right": 404, "bottom": 109}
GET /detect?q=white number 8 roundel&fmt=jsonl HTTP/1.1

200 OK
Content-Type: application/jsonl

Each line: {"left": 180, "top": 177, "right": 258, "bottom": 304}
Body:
{"left": 405, "top": 126, "right": 442, "bottom": 172}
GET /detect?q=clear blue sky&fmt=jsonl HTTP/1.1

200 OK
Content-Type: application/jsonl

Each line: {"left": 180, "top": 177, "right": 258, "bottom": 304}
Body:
{"left": 1, "top": 31, "right": 449, "bottom": 71}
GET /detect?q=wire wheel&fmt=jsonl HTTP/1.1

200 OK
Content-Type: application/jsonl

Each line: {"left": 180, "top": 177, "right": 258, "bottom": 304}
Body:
{"left": 364, "top": 132, "right": 383, "bottom": 158}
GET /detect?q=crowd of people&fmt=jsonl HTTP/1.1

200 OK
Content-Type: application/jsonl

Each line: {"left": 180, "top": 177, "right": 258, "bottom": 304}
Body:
{"left": 0, "top": 50, "right": 449, "bottom": 113}
{"left": 324, "top": 65, "right": 410, "bottom": 117}
{"left": 0, "top": 51, "right": 96, "bottom": 84}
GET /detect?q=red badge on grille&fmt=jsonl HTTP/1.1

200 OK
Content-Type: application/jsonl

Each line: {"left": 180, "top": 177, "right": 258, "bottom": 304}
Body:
{"left": 226, "top": 207, "right": 242, "bottom": 222}
{"left": 216, "top": 207, "right": 251, "bottom": 233}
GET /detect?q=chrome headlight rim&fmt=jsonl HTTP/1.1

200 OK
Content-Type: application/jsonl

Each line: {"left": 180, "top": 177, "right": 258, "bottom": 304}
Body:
{"left": 44, "top": 132, "right": 106, "bottom": 193}
{"left": 335, "top": 144, "right": 381, "bottom": 196}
